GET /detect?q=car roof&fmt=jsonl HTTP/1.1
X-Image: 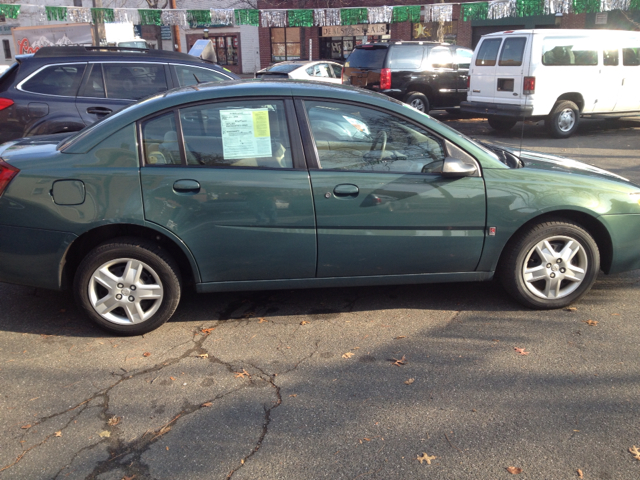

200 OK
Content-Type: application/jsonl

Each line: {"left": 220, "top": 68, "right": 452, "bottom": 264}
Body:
{"left": 30, "top": 46, "right": 213, "bottom": 65}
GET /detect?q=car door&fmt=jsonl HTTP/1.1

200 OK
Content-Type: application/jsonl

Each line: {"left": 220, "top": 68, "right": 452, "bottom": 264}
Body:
{"left": 296, "top": 99, "right": 486, "bottom": 278}
{"left": 140, "top": 98, "right": 317, "bottom": 283}
{"left": 76, "top": 62, "right": 171, "bottom": 126}
{"left": 426, "top": 47, "right": 459, "bottom": 107}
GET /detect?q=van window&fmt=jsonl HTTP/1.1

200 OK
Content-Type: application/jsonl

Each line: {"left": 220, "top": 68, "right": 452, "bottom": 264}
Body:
{"left": 475, "top": 39, "right": 502, "bottom": 66}
{"left": 499, "top": 38, "right": 526, "bottom": 66}
{"left": 603, "top": 49, "right": 619, "bottom": 66}
{"left": 389, "top": 46, "right": 424, "bottom": 69}
{"left": 346, "top": 47, "right": 388, "bottom": 69}
{"left": 542, "top": 37, "right": 598, "bottom": 66}
{"left": 622, "top": 47, "right": 640, "bottom": 66}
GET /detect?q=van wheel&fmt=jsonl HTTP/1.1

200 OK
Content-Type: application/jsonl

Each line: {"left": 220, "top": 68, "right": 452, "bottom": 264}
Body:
{"left": 487, "top": 116, "right": 517, "bottom": 132}
{"left": 545, "top": 101, "right": 579, "bottom": 138}
{"left": 405, "top": 92, "right": 430, "bottom": 113}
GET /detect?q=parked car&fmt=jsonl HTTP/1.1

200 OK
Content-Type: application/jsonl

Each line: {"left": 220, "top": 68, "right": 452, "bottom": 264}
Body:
{"left": 0, "top": 46, "right": 239, "bottom": 144}
{"left": 256, "top": 60, "right": 343, "bottom": 84}
{"left": 461, "top": 29, "right": 640, "bottom": 138}
{"left": 2, "top": 80, "right": 640, "bottom": 335}
{"left": 342, "top": 41, "right": 473, "bottom": 113}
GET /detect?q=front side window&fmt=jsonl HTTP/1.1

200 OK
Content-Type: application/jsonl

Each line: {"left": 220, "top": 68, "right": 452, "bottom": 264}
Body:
{"left": 499, "top": 38, "right": 526, "bottom": 66}
{"left": 456, "top": 48, "right": 473, "bottom": 69}
{"left": 271, "top": 28, "right": 302, "bottom": 62}
{"left": 475, "top": 39, "right": 502, "bottom": 66}
{"left": 542, "top": 37, "right": 598, "bottom": 66}
{"left": 21, "top": 64, "right": 86, "bottom": 96}
{"left": 330, "top": 63, "right": 342, "bottom": 77}
{"left": 304, "top": 101, "right": 446, "bottom": 174}
{"left": 103, "top": 63, "right": 167, "bottom": 100}
{"left": 174, "top": 65, "right": 230, "bottom": 87}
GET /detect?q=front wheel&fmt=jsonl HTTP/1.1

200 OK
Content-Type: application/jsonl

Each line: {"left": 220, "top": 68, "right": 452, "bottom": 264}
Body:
{"left": 499, "top": 221, "right": 600, "bottom": 309}
{"left": 545, "top": 101, "right": 580, "bottom": 138}
{"left": 74, "top": 238, "right": 182, "bottom": 335}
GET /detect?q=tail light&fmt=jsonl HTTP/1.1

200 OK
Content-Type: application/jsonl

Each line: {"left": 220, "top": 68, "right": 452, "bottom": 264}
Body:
{"left": 0, "top": 98, "right": 14, "bottom": 111}
{"left": 523, "top": 76, "right": 535, "bottom": 95}
{"left": 0, "top": 159, "right": 20, "bottom": 197}
{"left": 380, "top": 68, "right": 391, "bottom": 90}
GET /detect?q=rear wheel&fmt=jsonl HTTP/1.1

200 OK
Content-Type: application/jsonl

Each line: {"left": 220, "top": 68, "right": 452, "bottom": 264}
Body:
{"left": 499, "top": 221, "right": 599, "bottom": 309}
{"left": 545, "top": 101, "right": 580, "bottom": 138}
{"left": 404, "top": 92, "right": 430, "bottom": 113}
{"left": 74, "top": 238, "right": 181, "bottom": 335}
{"left": 487, "top": 116, "right": 517, "bottom": 132}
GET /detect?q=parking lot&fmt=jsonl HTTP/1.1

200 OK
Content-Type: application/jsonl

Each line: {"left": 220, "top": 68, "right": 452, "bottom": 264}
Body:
{"left": 1, "top": 115, "right": 640, "bottom": 480}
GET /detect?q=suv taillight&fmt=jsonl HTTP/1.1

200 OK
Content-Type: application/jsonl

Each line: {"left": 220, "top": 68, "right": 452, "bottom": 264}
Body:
{"left": 380, "top": 68, "right": 391, "bottom": 90}
{"left": 0, "top": 98, "right": 14, "bottom": 111}
{"left": 0, "top": 159, "right": 20, "bottom": 197}
{"left": 523, "top": 76, "right": 535, "bottom": 95}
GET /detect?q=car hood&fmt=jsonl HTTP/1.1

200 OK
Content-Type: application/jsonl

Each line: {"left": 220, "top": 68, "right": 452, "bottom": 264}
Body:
{"left": 0, "top": 133, "right": 72, "bottom": 162}
{"left": 502, "top": 146, "right": 632, "bottom": 184}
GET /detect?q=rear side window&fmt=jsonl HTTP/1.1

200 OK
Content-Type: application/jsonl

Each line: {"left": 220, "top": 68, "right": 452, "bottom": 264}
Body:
{"left": 475, "top": 39, "right": 502, "bottom": 66}
{"left": 603, "top": 49, "right": 619, "bottom": 66}
{"left": 429, "top": 47, "right": 453, "bottom": 69}
{"left": 388, "top": 45, "right": 425, "bottom": 70}
{"left": 21, "top": 64, "right": 86, "bottom": 96}
{"left": 142, "top": 112, "right": 181, "bottom": 165}
{"left": 499, "top": 37, "right": 526, "bottom": 66}
{"left": 103, "top": 63, "right": 167, "bottom": 100}
{"left": 346, "top": 47, "right": 388, "bottom": 69}
{"left": 542, "top": 37, "right": 598, "bottom": 66}
{"left": 622, "top": 47, "right": 640, "bottom": 66}
{"left": 78, "top": 64, "right": 105, "bottom": 98}
{"left": 174, "top": 65, "right": 229, "bottom": 87}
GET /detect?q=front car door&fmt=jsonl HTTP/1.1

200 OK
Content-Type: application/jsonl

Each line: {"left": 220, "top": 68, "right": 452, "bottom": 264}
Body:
{"left": 140, "top": 98, "right": 317, "bottom": 283}
{"left": 297, "top": 99, "right": 486, "bottom": 277}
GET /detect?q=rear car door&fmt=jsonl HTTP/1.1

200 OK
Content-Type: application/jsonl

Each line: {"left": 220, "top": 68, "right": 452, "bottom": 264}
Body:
{"left": 426, "top": 47, "right": 460, "bottom": 107}
{"left": 140, "top": 98, "right": 317, "bottom": 283}
{"left": 297, "top": 99, "right": 486, "bottom": 277}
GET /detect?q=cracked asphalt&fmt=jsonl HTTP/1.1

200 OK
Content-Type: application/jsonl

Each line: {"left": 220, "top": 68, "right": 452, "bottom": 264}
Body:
{"left": 1, "top": 115, "right": 640, "bottom": 480}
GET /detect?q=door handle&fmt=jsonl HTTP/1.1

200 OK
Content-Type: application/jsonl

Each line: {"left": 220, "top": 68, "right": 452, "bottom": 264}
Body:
{"left": 86, "top": 106, "right": 112, "bottom": 115}
{"left": 333, "top": 184, "right": 359, "bottom": 197}
{"left": 173, "top": 179, "right": 201, "bottom": 194}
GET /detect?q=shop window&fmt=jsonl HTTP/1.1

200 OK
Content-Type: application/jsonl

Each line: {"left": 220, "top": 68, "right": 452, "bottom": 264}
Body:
{"left": 211, "top": 36, "right": 238, "bottom": 66}
{"left": 3, "top": 39, "right": 11, "bottom": 60}
{"left": 272, "top": 28, "right": 302, "bottom": 62}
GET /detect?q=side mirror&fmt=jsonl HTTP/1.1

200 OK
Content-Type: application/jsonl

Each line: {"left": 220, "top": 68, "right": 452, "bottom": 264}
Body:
{"left": 441, "top": 156, "right": 478, "bottom": 178}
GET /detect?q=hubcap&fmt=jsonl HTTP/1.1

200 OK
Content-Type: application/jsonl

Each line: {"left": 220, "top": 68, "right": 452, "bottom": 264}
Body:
{"left": 557, "top": 108, "right": 576, "bottom": 132}
{"left": 522, "top": 235, "right": 588, "bottom": 300}
{"left": 88, "top": 258, "right": 164, "bottom": 325}
{"left": 410, "top": 99, "right": 425, "bottom": 112}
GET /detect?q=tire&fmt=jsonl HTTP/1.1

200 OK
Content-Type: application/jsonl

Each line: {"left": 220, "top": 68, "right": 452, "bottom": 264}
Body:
{"left": 74, "top": 238, "right": 182, "bottom": 336}
{"left": 499, "top": 221, "right": 600, "bottom": 309}
{"left": 545, "top": 101, "right": 580, "bottom": 138}
{"left": 487, "top": 116, "right": 517, "bottom": 132}
{"left": 404, "top": 92, "right": 430, "bottom": 113}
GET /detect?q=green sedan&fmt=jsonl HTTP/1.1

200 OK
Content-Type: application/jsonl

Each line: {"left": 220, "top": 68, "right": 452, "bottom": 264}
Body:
{"left": 1, "top": 80, "right": 640, "bottom": 335}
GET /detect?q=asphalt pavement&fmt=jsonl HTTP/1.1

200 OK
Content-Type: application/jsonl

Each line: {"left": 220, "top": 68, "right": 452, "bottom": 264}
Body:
{"left": 1, "top": 114, "right": 640, "bottom": 480}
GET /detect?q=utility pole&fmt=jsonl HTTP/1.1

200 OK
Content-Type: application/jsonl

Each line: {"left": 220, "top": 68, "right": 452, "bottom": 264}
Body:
{"left": 171, "top": 0, "right": 182, "bottom": 52}
{"left": 92, "top": 0, "right": 106, "bottom": 46}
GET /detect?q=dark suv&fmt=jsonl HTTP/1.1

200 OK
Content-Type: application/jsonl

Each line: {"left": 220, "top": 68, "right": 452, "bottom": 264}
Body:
{"left": 343, "top": 41, "right": 473, "bottom": 113}
{"left": 0, "top": 46, "right": 238, "bottom": 144}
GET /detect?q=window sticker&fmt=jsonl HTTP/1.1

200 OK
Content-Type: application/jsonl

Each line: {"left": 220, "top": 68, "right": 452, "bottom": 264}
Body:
{"left": 220, "top": 108, "right": 272, "bottom": 160}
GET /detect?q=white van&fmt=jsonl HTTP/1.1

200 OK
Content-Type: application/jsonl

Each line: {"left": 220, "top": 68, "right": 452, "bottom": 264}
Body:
{"left": 461, "top": 29, "right": 640, "bottom": 138}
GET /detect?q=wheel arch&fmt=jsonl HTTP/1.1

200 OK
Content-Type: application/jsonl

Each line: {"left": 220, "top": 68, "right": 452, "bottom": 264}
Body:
{"left": 404, "top": 84, "right": 434, "bottom": 103}
{"left": 497, "top": 210, "right": 613, "bottom": 274}
{"left": 553, "top": 93, "right": 585, "bottom": 113}
{"left": 61, "top": 223, "right": 200, "bottom": 290}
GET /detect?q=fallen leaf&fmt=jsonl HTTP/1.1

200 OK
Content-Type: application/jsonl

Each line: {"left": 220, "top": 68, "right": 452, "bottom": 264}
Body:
{"left": 300, "top": 320, "right": 310, "bottom": 325}
{"left": 506, "top": 466, "right": 523, "bottom": 474}
{"left": 391, "top": 355, "right": 407, "bottom": 366}
{"left": 394, "top": 336, "right": 406, "bottom": 339}
{"left": 405, "top": 378, "right": 415, "bottom": 385}
{"left": 564, "top": 307, "right": 577, "bottom": 312}
{"left": 342, "top": 352, "right": 355, "bottom": 359}
{"left": 166, "top": 447, "right": 169, "bottom": 451}
{"left": 201, "top": 402, "right": 213, "bottom": 407}
{"left": 99, "top": 431, "right": 111, "bottom": 438}
{"left": 107, "top": 416, "right": 121, "bottom": 426}
{"left": 197, "top": 353, "right": 209, "bottom": 358}
{"left": 122, "top": 476, "right": 135, "bottom": 480}
{"left": 142, "top": 352, "right": 151, "bottom": 357}
{"left": 514, "top": 347, "right": 530, "bottom": 355}
{"left": 630, "top": 445, "right": 640, "bottom": 460}
{"left": 583, "top": 320, "right": 598, "bottom": 326}
{"left": 289, "top": 394, "right": 297, "bottom": 397}
{"left": 170, "top": 377, "right": 176, "bottom": 381}
{"left": 577, "top": 469, "right": 584, "bottom": 478}
{"left": 258, "top": 318, "right": 268, "bottom": 323}
{"left": 200, "top": 327, "right": 216, "bottom": 335}
{"left": 21, "top": 424, "right": 32, "bottom": 429}
{"left": 54, "top": 431, "right": 62, "bottom": 437}
{"left": 234, "top": 369, "right": 250, "bottom": 378}
{"left": 417, "top": 453, "right": 436, "bottom": 465}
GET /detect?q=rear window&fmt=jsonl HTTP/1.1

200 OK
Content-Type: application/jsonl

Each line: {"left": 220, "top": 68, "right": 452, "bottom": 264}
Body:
{"left": 22, "top": 64, "right": 86, "bottom": 96}
{"left": 475, "top": 38, "right": 502, "bottom": 66}
{"left": 499, "top": 37, "right": 526, "bottom": 66}
{"left": 542, "top": 37, "right": 598, "bottom": 66}
{"left": 388, "top": 45, "right": 425, "bottom": 69}
{"left": 346, "top": 47, "right": 388, "bottom": 69}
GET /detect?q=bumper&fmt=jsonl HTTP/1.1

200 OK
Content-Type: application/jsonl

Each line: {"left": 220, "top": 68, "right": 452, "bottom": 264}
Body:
{"left": 460, "top": 101, "right": 534, "bottom": 118}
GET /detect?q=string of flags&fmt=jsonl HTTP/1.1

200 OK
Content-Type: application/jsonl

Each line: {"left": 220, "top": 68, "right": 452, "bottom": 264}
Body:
{"left": 4, "top": 0, "right": 639, "bottom": 28}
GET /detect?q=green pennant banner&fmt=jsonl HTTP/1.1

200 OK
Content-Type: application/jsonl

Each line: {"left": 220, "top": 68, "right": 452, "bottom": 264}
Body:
{"left": 46, "top": 6, "right": 67, "bottom": 22}
{"left": 235, "top": 9, "right": 259, "bottom": 26}
{"left": 516, "top": 0, "right": 545, "bottom": 16}
{"left": 631, "top": 0, "right": 640, "bottom": 9}
{"left": 341, "top": 8, "right": 368, "bottom": 25}
{"left": 391, "top": 5, "right": 421, "bottom": 23}
{"left": 138, "top": 9, "right": 162, "bottom": 26}
{"left": 462, "top": 2, "right": 489, "bottom": 21}
{"left": 91, "top": 8, "right": 115, "bottom": 24}
{"left": 187, "top": 9, "right": 212, "bottom": 26}
{"left": 572, "top": 0, "right": 601, "bottom": 13}
{"left": 288, "top": 9, "right": 314, "bottom": 27}
{"left": 0, "top": 4, "right": 20, "bottom": 20}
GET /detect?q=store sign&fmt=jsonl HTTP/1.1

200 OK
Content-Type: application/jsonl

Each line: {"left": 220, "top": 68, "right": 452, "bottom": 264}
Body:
{"left": 13, "top": 24, "right": 93, "bottom": 55}
{"left": 322, "top": 24, "right": 387, "bottom": 37}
